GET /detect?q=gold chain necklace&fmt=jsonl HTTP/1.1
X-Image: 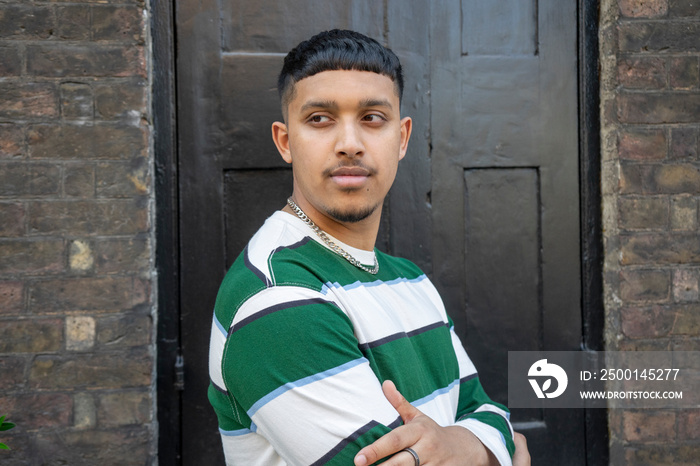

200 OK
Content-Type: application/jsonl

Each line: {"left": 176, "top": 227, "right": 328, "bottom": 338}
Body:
{"left": 286, "top": 197, "right": 379, "bottom": 274}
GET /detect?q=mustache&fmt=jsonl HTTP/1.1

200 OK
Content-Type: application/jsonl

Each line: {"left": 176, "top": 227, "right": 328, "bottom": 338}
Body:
{"left": 322, "top": 161, "right": 376, "bottom": 177}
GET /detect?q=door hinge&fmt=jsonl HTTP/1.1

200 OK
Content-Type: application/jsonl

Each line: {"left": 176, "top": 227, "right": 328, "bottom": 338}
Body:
{"left": 174, "top": 354, "right": 185, "bottom": 391}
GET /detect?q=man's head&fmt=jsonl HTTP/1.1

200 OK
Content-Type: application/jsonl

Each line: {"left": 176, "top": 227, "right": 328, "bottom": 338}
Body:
{"left": 277, "top": 29, "right": 404, "bottom": 120}
{"left": 272, "top": 30, "right": 412, "bottom": 243}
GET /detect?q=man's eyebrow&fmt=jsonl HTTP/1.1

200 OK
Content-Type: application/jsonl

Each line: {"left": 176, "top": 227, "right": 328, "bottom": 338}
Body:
{"left": 299, "top": 100, "right": 338, "bottom": 113}
{"left": 360, "top": 98, "right": 393, "bottom": 110}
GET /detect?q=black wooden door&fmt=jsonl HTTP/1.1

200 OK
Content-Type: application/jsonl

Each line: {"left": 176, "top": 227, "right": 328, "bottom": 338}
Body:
{"left": 171, "top": 1, "right": 593, "bottom": 464}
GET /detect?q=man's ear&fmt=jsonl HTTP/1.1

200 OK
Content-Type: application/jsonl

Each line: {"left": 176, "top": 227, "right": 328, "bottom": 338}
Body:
{"left": 398, "top": 116, "right": 413, "bottom": 161}
{"left": 271, "top": 121, "right": 292, "bottom": 163}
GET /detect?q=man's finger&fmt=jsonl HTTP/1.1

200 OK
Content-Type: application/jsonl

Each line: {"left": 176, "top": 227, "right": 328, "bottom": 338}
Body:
{"left": 382, "top": 380, "right": 421, "bottom": 423}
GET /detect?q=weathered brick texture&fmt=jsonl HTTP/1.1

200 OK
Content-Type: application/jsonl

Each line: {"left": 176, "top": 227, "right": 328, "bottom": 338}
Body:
{"left": 0, "top": 0, "right": 153, "bottom": 463}
{"left": 602, "top": 0, "right": 700, "bottom": 463}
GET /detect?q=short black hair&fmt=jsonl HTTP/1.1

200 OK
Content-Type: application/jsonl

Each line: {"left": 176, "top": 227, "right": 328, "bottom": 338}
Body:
{"left": 277, "top": 29, "right": 404, "bottom": 115}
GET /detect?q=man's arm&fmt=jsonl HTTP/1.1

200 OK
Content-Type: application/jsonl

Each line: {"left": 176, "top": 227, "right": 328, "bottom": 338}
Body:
{"left": 356, "top": 382, "right": 532, "bottom": 466}
{"left": 355, "top": 380, "right": 499, "bottom": 466}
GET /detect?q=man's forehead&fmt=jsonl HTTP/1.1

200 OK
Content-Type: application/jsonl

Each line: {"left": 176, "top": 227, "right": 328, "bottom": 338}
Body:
{"left": 289, "top": 70, "right": 399, "bottom": 107}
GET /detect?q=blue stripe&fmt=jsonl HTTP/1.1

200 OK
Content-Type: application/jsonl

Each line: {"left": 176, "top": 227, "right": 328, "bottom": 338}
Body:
{"left": 412, "top": 379, "right": 460, "bottom": 408}
{"left": 219, "top": 427, "right": 252, "bottom": 437}
{"left": 247, "top": 357, "right": 367, "bottom": 419}
{"left": 213, "top": 312, "right": 226, "bottom": 337}
{"left": 324, "top": 274, "right": 427, "bottom": 292}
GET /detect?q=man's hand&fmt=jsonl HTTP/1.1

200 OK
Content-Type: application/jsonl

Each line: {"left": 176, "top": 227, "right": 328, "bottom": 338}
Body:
{"left": 354, "top": 380, "right": 498, "bottom": 465}
{"left": 512, "top": 432, "right": 530, "bottom": 466}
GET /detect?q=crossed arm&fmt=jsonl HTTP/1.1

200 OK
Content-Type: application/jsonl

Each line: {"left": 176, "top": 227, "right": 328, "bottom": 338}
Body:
{"left": 355, "top": 381, "right": 532, "bottom": 466}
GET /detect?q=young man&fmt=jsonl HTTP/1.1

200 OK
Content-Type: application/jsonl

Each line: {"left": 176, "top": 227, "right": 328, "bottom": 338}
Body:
{"left": 208, "top": 29, "right": 519, "bottom": 465}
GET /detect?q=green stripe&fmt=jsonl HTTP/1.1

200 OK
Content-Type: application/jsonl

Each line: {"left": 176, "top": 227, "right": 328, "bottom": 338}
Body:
{"left": 225, "top": 300, "right": 361, "bottom": 411}
{"left": 457, "top": 377, "right": 514, "bottom": 457}
{"left": 363, "top": 325, "right": 459, "bottom": 403}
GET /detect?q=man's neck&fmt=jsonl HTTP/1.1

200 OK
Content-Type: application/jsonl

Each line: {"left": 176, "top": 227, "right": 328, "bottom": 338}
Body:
{"left": 282, "top": 203, "right": 380, "bottom": 251}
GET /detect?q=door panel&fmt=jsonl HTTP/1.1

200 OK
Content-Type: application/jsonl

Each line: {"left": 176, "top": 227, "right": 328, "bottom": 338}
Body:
{"left": 174, "top": 0, "right": 588, "bottom": 463}
{"left": 431, "top": 0, "right": 584, "bottom": 462}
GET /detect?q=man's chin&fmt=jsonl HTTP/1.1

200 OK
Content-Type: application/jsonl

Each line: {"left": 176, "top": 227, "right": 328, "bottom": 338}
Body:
{"left": 326, "top": 204, "right": 378, "bottom": 223}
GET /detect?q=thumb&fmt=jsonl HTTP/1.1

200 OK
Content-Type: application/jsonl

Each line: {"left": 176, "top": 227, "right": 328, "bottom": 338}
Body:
{"left": 382, "top": 380, "right": 421, "bottom": 423}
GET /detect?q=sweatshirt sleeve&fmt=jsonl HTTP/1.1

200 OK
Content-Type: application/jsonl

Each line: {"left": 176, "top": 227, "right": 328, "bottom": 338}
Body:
{"left": 213, "top": 285, "right": 401, "bottom": 466}
{"left": 449, "top": 328, "right": 515, "bottom": 465}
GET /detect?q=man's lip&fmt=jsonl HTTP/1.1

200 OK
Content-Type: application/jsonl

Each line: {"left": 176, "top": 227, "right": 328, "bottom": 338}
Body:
{"left": 330, "top": 166, "right": 371, "bottom": 177}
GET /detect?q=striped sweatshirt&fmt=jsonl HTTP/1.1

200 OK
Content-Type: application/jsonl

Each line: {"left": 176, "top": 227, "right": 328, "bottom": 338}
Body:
{"left": 208, "top": 211, "right": 514, "bottom": 465}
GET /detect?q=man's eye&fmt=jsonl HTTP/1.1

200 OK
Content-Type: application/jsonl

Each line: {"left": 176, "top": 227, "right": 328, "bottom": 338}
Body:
{"left": 309, "top": 115, "right": 330, "bottom": 124}
{"left": 363, "top": 114, "right": 385, "bottom": 123}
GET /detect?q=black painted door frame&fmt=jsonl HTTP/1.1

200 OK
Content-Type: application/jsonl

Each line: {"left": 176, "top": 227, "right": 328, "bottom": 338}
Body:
{"left": 151, "top": 0, "right": 607, "bottom": 464}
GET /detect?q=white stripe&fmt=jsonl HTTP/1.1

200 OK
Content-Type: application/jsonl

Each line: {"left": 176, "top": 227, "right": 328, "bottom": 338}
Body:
{"left": 209, "top": 314, "right": 228, "bottom": 390}
{"left": 451, "top": 329, "right": 478, "bottom": 377}
{"left": 230, "top": 285, "right": 340, "bottom": 331}
{"left": 251, "top": 359, "right": 398, "bottom": 464}
{"left": 220, "top": 431, "right": 286, "bottom": 466}
{"left": 246, "top": 213, "right": 308, "bottom": 286}
{"left": 325, "top": 276, "right": 449, "bottom": 344}
{"left": 247, "top": 358, "right": 366, "bottom": 418}
{"left": 411, "top": 380, "right": 461, "bottom": 426}
{"left": 475, "top": 404, "right": 514, "bottom": 438}
{"left": 457, "top": 418, "right": 513, "bottom": 466}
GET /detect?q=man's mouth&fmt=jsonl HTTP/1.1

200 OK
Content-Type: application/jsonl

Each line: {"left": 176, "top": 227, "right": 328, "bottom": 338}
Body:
{"left": 329, "top": 166, "right": 371, "bottom": 188}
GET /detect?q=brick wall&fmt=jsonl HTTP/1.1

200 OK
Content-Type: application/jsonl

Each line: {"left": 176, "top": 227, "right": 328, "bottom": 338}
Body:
{"left": 600, "top": 0, "right": 700, "bottom": 463}
{"left": 0, "top": 0, "right": 154, "bottom": 464}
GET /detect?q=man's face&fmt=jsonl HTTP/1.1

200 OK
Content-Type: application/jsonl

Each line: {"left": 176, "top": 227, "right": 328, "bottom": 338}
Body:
{"left": 272, "top": 70, "right": 412, "bottom": 227}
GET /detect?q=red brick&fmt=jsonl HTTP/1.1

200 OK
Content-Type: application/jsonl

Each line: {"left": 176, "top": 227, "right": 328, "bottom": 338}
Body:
{"left": 0, "top": 83, "right": 58, "bottom": 119}
{"left": 27, "top": 44, "right": 146, "bottom": 78}
{"left": 623, "top": 410, "right": 676, "bottom": 442}
{"left": 29, "top": 351, "right": 152, "bottom": 389}
{"left": 0, "top": 162, "right": 60, "bottom": 197}
{"left": 0, "top": 281, "right": 24, "bottom": 314}
{"left": 617, "top": 91, "right": 700, "bottom": 124}
{"left": 618, "top": 197, "right": 668, "bottom": 229}
{"left": 620, "top": 163, "right": 700, "bottom": 194}
{"left": 617, "top": 56, "right": 666, "bottom": 89}
{"left": 669, "top": 0, "right": 700, "bottom": 17}
{"left": 31, "top": 428, "right": 151, "bottom": 466}
{"left": 97, "top": 313, "right": 152, "bottom": 347}
{"left": 678, "top": 409, "right": 700, "bottom": 440}
{"left": 618, "top": 128, "right": 666, "bottom": 161}
{"left": 0, "top": 124, "right": 24, "bottom": 158}
{"left": 96, "top": 160, "right": 150, "bottom": 198}
{"left": 95, "top": 237, "right": 150, "bottom": 274}
{"left": 28, "top": 200, "right": 148, "bottom": 236}
{"left": 621, "top": 233, "right": 700, "bottom": 264}
{"left": 0, "top": 5, "right": 54, "bottom": 39}
{"left": 0, "top": 318, "right": 63, "bottom": 353}
{"left": 621, "top": 306, "right": 674, "bottom": 338}
{"left": 92, "top": 5, "right": 145, "bottom": 42}
{"left": 670, "top": 127, "right": 698, "bottom": 159}
{"left": 56, "top": 5, "right": 91, "bottom": 41}
{"left": 622, "top": 304, "right": 700, "bottom": 338}
{"left": 620, "top": 268, "right": 670, "bottom": 302}
{"left": 619, "top": 0, "right": 668, "bottom": 18}
{"left": 0, "top": 356, "right": 26, "bottom": 387}
{"left": 60, "top": 83, "right": 94, "bottom": 119}
{"left": 625, "top": 445, "right": 700, "bottom": 463}
{"left": 0, "top": 46, "right": 21, "bottom": 76}
{"left": 28, "top": 124, "right": 147, "bottom": 160}
{"left": 619, "top": 21, "right": 700, "bottom": 53}
{"left": 28, "top": 276, "right": 146, "bottom": 312}
{"left": 0, "top": 393, "right": 72, "bottom": 428}
{"left": 96, "top": 390, "right": 151, "bottom": 426}
{"left": 0, "top": 240, "right": 64, "bottom": 275}
{"left": 0, "top": 202, "right": 26, "bottom": 237}
{"left": 670, "top": 56, "right": 700, "bottom": 89}
{"left": 95, "top": 80, "right": 147, "bottom": 120}
{"left": 64, "top": 163, "right": 96, "bottom": 198}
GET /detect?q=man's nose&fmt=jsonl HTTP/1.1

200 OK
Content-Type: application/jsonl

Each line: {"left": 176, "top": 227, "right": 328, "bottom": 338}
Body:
{"left": 335, "top": 121, "right": 365, "bottom": 158}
